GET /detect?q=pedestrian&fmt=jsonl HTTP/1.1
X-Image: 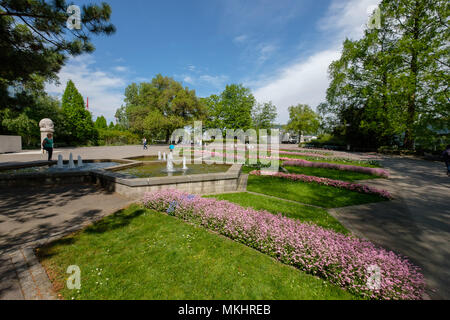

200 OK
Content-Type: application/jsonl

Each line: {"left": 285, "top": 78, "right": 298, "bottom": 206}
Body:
{"left": 143, "top": 137, "right": 148, "bottom": 150}
{"left": 42, "top": 133, "right": 54, "bottom": 161}
{"left": 442, "top": 145, "right": 450, "bottom": 177}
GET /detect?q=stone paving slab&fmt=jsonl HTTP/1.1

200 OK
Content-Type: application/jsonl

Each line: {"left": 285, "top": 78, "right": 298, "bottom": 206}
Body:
{"left": 329, "top": 157, "right": 450, "bottom": 300}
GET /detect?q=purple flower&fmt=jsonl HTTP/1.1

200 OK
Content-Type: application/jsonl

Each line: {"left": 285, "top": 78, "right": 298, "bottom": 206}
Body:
{"left": 250, "top": 170, "right": 392, "bottom": 199}
{"left": 143, "top": 191, "right": 424, "bottom": 300}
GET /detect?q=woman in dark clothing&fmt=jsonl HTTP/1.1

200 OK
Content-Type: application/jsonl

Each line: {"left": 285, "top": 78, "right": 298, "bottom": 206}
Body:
{"left": 42, "top": 133, "right": 54, "bottom": 161}
{"left": 442, "top": 145, "right": 450, "bottom": 177}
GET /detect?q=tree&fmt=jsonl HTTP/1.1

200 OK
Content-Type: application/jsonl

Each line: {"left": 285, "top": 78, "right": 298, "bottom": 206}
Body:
{"left": 61, "top": 80, "right": 97, "bottom": 145}
{"left": 0, "top": 0, "right": 115, "bottom": 112}
{"left": 252, "top": 101, "right": 277, "bottom": 130}
{"left": 324, "top": 0, "right": 449, "bottom": 150}
{"left": 285, "top": 104, "right": 320, "bottom": 139}
{"left": 94, "top": 116, "right": 107, "bottom": 129}
{"left": 205, "top": 84, "right": 255, "bottom": 131}
{"left": 117, "top": 75, "right": 207, "bottom": 142}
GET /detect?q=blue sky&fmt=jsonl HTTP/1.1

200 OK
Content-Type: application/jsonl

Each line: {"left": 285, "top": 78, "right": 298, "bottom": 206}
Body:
{"left": 46, "top": 0, "right": 380, "bottom": 124}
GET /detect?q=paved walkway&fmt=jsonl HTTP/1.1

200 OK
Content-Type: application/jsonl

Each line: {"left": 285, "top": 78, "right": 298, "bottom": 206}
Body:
{"left": 0, "top": 184, "right": 132, "bottom": 300}
{"left": 330, "top": 156, "right": 450, "bottom": 299}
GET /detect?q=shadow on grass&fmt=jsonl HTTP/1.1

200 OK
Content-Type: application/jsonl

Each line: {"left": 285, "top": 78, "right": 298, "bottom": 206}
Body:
{"left": 37, "top": 205, "right": 147, "bottom": 260}
{"left": 84, "top": 207, "right": 146, "bottom": 234}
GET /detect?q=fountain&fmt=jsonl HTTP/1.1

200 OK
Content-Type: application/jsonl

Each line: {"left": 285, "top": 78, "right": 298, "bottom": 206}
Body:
{"left": 166, "top": 152, "right": 176, "bottom": 172}
{"left": 158, "top": 151, "right": 161, "bottom": 160}
{"left": 182, "top": 156, "right": 188, "bottom": 170}
{"left": 57, "top": 155, "right": 64, "bottom": 169}
{"left": 68, "top": 153, "right": 76, "bottom": 169}
{"left": 77, "top": 155, "right": 84, "bottom": 167}
{"left": 163, "top": 152, "right": 166, "bottom": 161}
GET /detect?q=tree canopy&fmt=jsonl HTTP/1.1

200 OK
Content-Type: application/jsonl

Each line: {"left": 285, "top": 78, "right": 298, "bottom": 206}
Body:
{"left": 204, "top": 84, "right": 256, "bottom": 131}
{"left": 119, "top": 74, "right": 207, "bottom": 142}
{"left": 285, "top": 104, "right": 320, "bottom": 137}
{"left": 60, "top": 80, "right": 96, "bottom": 145}
{"left": 323, "top": 0, "right": 449, "bottom": 150}
{"left": 0, "top": 0, "right": 115, "bottom": 111}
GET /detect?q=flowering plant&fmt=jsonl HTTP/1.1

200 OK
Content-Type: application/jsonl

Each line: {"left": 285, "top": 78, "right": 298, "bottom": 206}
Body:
{"left": 283, "top": 159, "right": 389, "bottom": 178}
{"left": 143, "top": 190, "right": 424, "bottom": 300}
{"left": 250, "top": 170, "right": 392, "bottom": 199}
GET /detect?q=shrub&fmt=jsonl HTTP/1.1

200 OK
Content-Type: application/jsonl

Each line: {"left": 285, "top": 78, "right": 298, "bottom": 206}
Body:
{"left": 143, "top": 191, "right": 425, "bottom": 300}
{"left": 98, "top": 129, "right": 140, "bottom": 146}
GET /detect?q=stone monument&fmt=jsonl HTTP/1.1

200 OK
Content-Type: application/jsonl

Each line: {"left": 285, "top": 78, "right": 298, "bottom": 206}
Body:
{"left": 39, "top": 118, "right": 54, "bottom": 152}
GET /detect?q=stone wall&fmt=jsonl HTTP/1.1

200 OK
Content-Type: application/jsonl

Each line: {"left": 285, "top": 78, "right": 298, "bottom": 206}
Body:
{"left": 0, "top": 135, "right": 22, "bottom": 153}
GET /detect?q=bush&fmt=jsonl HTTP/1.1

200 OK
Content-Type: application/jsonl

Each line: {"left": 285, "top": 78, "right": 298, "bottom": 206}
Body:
{"left": 98, "top": 129, "right": 140, "bottom": 146}
{"left": 305, "top": 134, "right": 346, "bottom": 149}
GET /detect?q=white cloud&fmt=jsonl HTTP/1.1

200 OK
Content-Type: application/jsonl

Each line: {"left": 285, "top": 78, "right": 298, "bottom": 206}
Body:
{"left": 114, "top": 66, "right": 128, "bottom": 73}
{"left": 233, "top": 34, "right": 248, "bottom": 44}
{"left": 46, "top": 55, "right": 126, "bottom": 123}
{"left": 251, "top": 0, "right": 381, "bottom": 124}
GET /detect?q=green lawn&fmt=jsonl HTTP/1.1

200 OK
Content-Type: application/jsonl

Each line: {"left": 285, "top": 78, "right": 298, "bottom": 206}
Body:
{"left": 281, "top": 154, "right": 381, "bottom": 168}
{"left": 247, "top": 175, "right": 386, "bottom": 208}
{"left": 284, "top": 166, "right": 379, "bottom": 182}
{"left": 208, "top": 192, "right": 348, "bottom": 234}
{"left": 37, "top": 205, "right": 357, "bottom": 300}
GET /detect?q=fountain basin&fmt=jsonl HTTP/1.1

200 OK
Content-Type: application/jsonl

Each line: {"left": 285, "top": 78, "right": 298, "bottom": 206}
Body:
{"left": 115, "top": 162, "right": 231, "bottom": 178}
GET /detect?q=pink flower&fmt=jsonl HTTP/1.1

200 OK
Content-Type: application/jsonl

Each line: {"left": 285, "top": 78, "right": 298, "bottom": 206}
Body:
{"left": 143, "top": 191, "right": 425, "bottom": 300}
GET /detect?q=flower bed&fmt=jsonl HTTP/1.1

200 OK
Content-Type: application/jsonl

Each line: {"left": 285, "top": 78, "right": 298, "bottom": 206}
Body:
{"left": 250, "top": 170, "right": 392, "bottom": 199}
{"left": 283, "top": 159, "right": 389, "bottom": 178}
{"left": 143, "top": 190, "right": 424, "bottom": 300}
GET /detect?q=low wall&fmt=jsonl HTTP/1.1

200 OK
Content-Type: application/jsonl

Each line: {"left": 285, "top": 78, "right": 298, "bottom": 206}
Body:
{"left": 0, "top": 161, "right": 245, "bottom": 198}
{"left": 0, "top": 135, "right": 22, "bottom": 153}
{"left": 92, "top": 164, "right": 244, "bottom": 199}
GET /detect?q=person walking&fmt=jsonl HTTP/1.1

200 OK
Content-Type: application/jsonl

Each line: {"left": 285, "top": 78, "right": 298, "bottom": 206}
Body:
{"left": 42, "top": 133, "right": 54, "bottom": 161}
{"left": 442, "top": 145, "right": 450, "bottom": 177}
{"left": 143, "top": 137, "right": 148, "bottom": 150}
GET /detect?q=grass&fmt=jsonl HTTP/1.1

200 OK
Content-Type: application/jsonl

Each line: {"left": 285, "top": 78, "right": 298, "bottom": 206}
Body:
{"left": 247, "top": 175, "right": 386, "bottom": 208}
{"left": 207, "top": 192, "right": 348, "bottom": 234}
{"left": 281, "top": 154, "right": 381, "bottom": 168}
{"left": 37, "top": 204, "right": 357, "bottom": 300}
{"left": 284, "top": 166, "right": 379, "bottom": 182}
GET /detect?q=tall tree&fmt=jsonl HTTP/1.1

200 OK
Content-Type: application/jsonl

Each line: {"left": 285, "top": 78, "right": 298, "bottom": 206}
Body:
{"left": 205, "top": 84, "right": 255, "bottom": 131}
{"left": 285, "top": 104, "right": 320, "bottom": 139}
{"left": 94, "top": 116, "right": 107, "bottom": 129}
{"left": 61, "top": 80, "right": 96, "bottom": 145}
{"left": 118, "top": 75, "right": 206, "bottom": 142}
{"left": 324, "top": 0, "right": 449, "bottom": 150}
{"left": 252, "top": 101, "right": 277, "bottom": 130}
{"left": 0, "top": 0, "right": 115, "bottom": 111}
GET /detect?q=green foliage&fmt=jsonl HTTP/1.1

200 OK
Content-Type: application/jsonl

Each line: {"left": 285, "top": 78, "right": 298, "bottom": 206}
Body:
{"left": 0, "top": 0, "right": 115, "bottom": 113}
{"left": 117, "top": 74, "right": 206, "bottom": 142}
{"left": 94, "top": 116, "right": 107, "bottom": 129}
{"left": 60, "top": 80, "right": 97, "bottom": 145}
{"left": 98, "top": 128, "right": 140, "bottom": 146}
{"left": 252, "top": 101, "right": 277, "bottom": 130}
{"left": 324, "top": 0, "right": 449, "bottom": 150}
{"left": 205, "top": 84, "right": 256, "bottom": 131}
{"left": 285, "top": 104, "right": 320, "bottom": 137}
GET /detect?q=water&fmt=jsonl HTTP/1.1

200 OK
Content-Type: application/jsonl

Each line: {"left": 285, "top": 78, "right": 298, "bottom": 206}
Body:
{"left": 0, "top": 162, "right": 119, "bottom": 175}
{"left": 116, "top": 162, "right": 230, "bottom": 178}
